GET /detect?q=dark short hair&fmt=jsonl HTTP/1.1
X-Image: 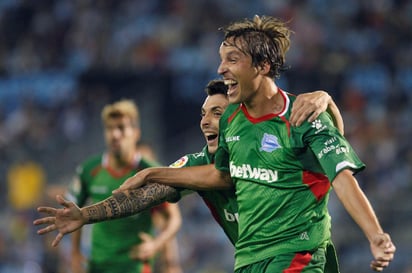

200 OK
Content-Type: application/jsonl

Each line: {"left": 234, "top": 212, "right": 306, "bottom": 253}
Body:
{"left": 205, "top": 79, "right": 227, "bottom": 96}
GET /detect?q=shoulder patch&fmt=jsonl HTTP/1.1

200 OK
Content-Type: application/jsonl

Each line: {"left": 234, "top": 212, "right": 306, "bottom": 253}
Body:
{"left": 169, "top": 156, "right": 189, "bottom": 168}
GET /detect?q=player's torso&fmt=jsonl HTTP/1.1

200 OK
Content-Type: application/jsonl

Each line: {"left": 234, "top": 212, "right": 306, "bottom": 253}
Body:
{"left": 221, "top": 97, "right": 332, "bottom": 268}
{"left": 177, "top": 148, "right": 239, "bottom": 245}
{"left": 78, "top": 155, "right": 157, "bottom": 265}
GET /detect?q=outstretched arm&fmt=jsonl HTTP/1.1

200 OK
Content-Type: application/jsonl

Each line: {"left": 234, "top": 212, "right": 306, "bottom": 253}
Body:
{"left": 115, "top": 164, "right": 233, "bottom": 193}
{"left": 290, "top": 90, "right": 344, "bottom": 135}
{"left": 332, "top": 169, "right": 396, "bottom": 272}
{"left": 33, "top": 183, "right": 180, "bottom": 247}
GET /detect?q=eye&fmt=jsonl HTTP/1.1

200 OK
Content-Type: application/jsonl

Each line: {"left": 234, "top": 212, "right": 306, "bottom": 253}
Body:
{"left": 213, "top": 111, "right": 223, "bottom": 117}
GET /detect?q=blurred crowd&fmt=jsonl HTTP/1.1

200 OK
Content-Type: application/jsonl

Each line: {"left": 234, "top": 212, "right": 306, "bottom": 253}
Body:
{"left": 0, "top": 0, "right": 411, "bottom": 272}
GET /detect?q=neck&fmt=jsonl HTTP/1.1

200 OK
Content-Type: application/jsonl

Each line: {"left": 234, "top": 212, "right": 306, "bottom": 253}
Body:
{"left": 243, "top": 80, "right": 283, "bottom": 117}
{"left": 108, "top": 150, "right": 138, "bottom": 170}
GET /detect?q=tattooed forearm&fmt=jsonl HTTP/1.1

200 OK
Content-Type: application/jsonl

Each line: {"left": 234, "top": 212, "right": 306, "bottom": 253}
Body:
{"left": 83, "top": 183, "right": 180, "bottom": 224}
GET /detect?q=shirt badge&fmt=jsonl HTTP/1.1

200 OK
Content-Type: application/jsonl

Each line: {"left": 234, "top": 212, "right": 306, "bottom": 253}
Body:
{"left": 260, "top": 133, "right": 281, "bottom": 152}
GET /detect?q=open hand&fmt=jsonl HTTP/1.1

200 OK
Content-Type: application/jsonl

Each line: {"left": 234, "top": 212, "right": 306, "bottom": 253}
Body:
{"left": 33, "top": 195, "right": 85, "bottom": 247}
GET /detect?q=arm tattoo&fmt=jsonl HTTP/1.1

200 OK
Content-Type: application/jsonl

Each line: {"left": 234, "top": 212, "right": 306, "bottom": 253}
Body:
{"left": 83, "top": 183, "right": 180, "bottom": 224}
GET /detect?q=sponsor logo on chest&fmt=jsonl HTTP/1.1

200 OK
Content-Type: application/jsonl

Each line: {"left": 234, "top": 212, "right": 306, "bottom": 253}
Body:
{"left": 229, "top": 162, "right": 278, "bottom": 183}
{"left": 224, "top": 209, "right": 239, "bottom": 222}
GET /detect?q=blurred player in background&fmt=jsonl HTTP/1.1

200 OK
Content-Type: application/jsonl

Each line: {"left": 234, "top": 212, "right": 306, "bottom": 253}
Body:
{"left": 65, "top": 99, "right": 182, "bottom": 273}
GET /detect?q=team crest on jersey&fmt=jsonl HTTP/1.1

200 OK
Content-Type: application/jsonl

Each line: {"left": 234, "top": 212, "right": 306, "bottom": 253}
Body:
{"left": 169, "top": 156, "right": 189, "bottom": 168}
{"left": 260, "top": 133, "right": 281, "bottom": 152}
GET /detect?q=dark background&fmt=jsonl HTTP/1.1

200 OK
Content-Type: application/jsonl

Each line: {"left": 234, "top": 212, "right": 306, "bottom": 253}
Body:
{"left": 0, "top": 0, "right": 411, "bottom": 272}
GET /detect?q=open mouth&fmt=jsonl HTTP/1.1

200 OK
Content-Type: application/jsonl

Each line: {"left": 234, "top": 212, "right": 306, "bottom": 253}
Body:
{"left": 207, "top": 134, "right": 218, "bottom": 141}
{"left": 224, "top": 79, "right": 238, "bottom": 95}
{"left": 224, "top": 79, "right": 238, "bottom": 87}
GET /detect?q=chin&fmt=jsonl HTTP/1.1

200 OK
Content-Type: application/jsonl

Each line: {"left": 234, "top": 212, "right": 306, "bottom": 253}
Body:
{"left": 208, "top": 147, "right": 217, "bottom": 154}
{"left": 228, "top": 96, "right": 240, "bottom": 104}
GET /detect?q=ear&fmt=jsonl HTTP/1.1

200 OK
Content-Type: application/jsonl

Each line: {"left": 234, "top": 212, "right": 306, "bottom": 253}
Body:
{"left": 258, "top": 62, "right": 271, "bottom": 75}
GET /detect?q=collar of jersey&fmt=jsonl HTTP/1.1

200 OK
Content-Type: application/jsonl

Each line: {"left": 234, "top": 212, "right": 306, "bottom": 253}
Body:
{"left": 240, "top": 88, "right": 290, "bottom": 124}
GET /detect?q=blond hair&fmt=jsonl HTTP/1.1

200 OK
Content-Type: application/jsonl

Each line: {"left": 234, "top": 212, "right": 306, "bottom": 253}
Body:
{"left": 101, "top": 99, "right": 140, "bottom": 127}
{"left": 220, "top": 15, "right": 292, "bottom": 78}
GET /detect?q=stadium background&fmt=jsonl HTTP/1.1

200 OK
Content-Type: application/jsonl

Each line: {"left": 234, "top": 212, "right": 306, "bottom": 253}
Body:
{"left": 0, "top": 0, "right": 411, "bottom": 272}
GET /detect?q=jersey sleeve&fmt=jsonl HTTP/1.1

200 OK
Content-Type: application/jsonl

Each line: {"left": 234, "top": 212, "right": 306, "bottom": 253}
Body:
{"left": 299, "top": 112, "right": 366, "bottom": 182}
{"left": 168, "top": 147, "right": 215, "bottom": 198}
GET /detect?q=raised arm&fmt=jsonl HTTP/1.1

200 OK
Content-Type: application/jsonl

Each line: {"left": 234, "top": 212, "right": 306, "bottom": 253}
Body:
{"left": 34, "top": 183, "right": 180, "bottom": 247}
{"left": 290, "top": 90, "right": 344, "bottom": 135}
{"left": 332, "top": 169, "right": 396, "bottom": 271}
{"left": 115, "top": 164, "right": 233, "bottom": 193}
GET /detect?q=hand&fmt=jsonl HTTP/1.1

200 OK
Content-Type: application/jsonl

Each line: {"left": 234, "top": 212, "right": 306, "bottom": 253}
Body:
{"left": 290, "top": 90, "right": 331, "bottom": 126}
{"left": 129, "top": 232, "right": 159, "bottom": 261}
{"left": 369, "top": 233, "right": 396, "bottom": 271}
{"left": 33, "top": 195, "right": 85, "bottom": 247}
{"left": 113, "top": 170, "right": 147, "bottom": 194}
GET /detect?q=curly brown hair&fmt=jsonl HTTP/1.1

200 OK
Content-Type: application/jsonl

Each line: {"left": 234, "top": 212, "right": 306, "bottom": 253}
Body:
{"left": 220, "top": 15, "right": 292, "bottom": 79}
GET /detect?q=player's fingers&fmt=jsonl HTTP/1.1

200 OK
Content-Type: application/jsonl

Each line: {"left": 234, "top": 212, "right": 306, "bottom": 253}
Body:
{"left": 292, "top": 108, "right": 317, "bottom": 127}
{"left": 51, "top": 233, "right": 64, "bottom": 247}
{"left": 37, "top": 207, "right": 57, "bottom": 215}
{"left": 290, "top": 107, "right": 306, "bottom": 126}
{"left": 307, "top": 110, "right": 321, "bottom": 123}
{"left": 370, "top": 260, "right": 389, "bottom": 272}
{"left": 114, "top": 179, "right": 132, "bottom": 192}
{"left": 297, "top": 110, "right": 314, "bottom": 126}
{"left": 385, "top": 243, "right": 396, "bottom": 254}
{"left": 56, "top": 194, "right": 70, "bottom": 207}
{"left": 37, "top": 224, "right": 57, "bottom": 235}
{"left": 33, "top": 216, "right": 56, "bottom": 226}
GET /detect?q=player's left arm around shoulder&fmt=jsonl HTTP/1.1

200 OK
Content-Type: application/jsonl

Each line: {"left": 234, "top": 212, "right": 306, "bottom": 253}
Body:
{"left": 116, "top": 164, "right": 233, "bottom": 193}
{"left": 145, "top": 164, "right": 233, "bottom": 191}
{"left": 290, "top": 90, "right": 344, "bottom": 135}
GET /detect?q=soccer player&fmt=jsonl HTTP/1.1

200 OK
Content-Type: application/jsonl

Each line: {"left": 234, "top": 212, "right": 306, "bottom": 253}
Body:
{"left": 34, "top": 81, "right": 342, "bottom": 249}
{"left": 114, "top": 16, "right": 396, "bottom": 272}
{"left": 64, "top": 99, "right": 182, "bottom": 273}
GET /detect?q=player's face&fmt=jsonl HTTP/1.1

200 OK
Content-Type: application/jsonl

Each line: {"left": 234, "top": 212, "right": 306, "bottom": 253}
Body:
{"left": 200, "top": 94, "right": 228, "bottom": 154}
{"left": 104, "top": 116, "right": 140, "bottom": 159}
{"left": 217, "top": 38, "right": 262, "bottom": 105}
